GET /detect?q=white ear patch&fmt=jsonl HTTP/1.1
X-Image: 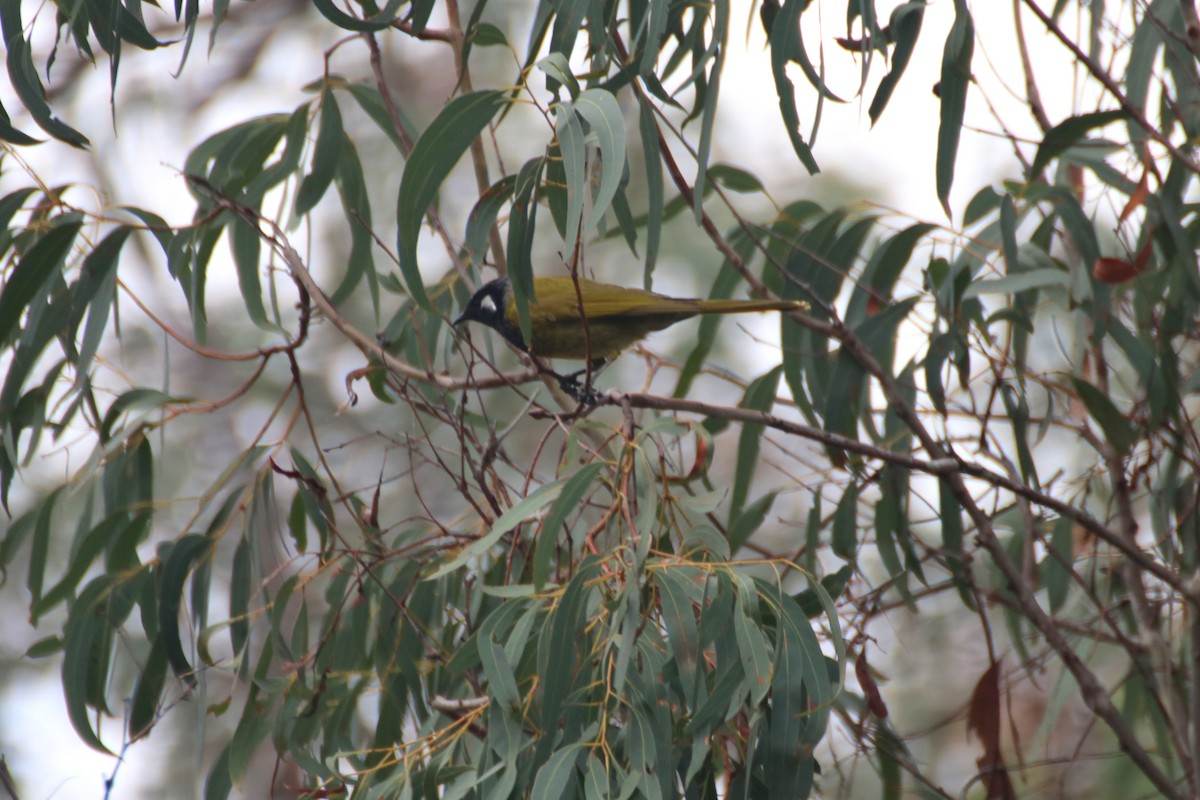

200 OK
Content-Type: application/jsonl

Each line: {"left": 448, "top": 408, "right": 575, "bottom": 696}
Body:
{"left": 481, "top": 295, "right": 497, "bottom": 313}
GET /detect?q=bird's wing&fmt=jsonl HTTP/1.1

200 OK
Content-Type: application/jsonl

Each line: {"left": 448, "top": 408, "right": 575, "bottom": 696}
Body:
{"left": 532, "top": 277, "right": 698, "bottom": 319}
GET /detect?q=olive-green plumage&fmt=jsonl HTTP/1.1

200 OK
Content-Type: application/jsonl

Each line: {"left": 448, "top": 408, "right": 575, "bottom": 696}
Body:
{"left": 454, "top": 276, "right": 805, "bottom": 360}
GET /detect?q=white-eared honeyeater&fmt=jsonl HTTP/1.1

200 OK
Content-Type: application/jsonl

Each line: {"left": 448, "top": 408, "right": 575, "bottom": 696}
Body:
{"left": 454, "top": 276, "right": 805, "bottom": 361}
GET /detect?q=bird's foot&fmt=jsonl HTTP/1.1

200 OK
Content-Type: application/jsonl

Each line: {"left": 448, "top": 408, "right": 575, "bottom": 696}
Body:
{"left": 557, "top": 372, "right": 602, "bottom": 406}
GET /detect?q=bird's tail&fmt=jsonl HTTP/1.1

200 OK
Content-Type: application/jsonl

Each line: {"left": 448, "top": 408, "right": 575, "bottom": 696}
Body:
{"left": 694, "top": 298, "right": 807, "bottom": 314}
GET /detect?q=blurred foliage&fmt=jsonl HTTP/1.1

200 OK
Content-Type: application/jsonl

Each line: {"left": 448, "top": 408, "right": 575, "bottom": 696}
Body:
{"left": 1, "top": 0, "right": 1200, "bottom": 798}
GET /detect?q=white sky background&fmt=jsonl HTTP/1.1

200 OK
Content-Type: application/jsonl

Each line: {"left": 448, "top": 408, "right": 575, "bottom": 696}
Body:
{"left": 0, "top": 1, "right": 1091, "bottom": 797}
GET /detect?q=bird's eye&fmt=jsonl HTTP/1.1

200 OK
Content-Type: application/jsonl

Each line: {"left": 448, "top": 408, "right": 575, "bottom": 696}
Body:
{"left": 480, "top": 296, "right": 496, "bottom": 314}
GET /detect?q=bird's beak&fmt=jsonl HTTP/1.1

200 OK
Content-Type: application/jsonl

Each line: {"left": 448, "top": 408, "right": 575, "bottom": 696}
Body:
{"left": 452, "top": 312, "right": 466, "bottom": 327}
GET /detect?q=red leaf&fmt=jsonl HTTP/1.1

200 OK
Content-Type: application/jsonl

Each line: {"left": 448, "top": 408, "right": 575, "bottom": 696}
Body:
{"left": 1093, "top": 257, "right": 1141, "bottom": 284}
{"left": 966, "top": 661, "right": 1001, "bottom": 752}
{"left": 1118, "top": 170, "right": 1149, "bottom": 226}
{"left": 967, "top": 661, "right": 1014, "bottom": 799}
{"left": 855, "top": 648, "right": 889, "bottom": 718}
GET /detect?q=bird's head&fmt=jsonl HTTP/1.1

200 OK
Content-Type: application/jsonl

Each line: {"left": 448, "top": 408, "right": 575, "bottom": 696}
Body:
{"left": 453, "top": 277, "right": 527, "bottom": 351}
{"left": 454, "top": 277, "right": 509, "bottom": 329}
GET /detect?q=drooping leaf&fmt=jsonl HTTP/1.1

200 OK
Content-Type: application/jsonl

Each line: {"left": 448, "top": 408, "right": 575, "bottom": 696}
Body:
{"left": 310, "top": 0, "right": 407, "bottom": 31}
{"left": 767, "top": 0, "right": 822, "bottom": 174}
{"left": 574, "top": 88, "right": 628, "bottom": 234}
{"left": 0, "top": 218, "right": 83, "bottom": 348}
{"left": 294, "top": 89, "right": 344, "bottom": 216}
{"left": 868, "top": 2, "right": 925, "bottom": 123}
{"left": 935, "top": 0, "right": 974, "bottom": 216}
{"left": 730, "top": 366, "right": 782, "bottom": 518}
{"left": 1031, "top": 110, "right": 1127, "bottom": 178}
{"left": 397, "top": 91, "right": 508, "bottom": 309}
{"left": 62, "top": 575, "right": 117, "bottom": 754}
{"left": 158, "top": 533, "right": 211, "bottom": 686}
{"left": 534, "top": 461, "right": 607, "bottom": 589}
{"left": 0, "top": 3, "right": 90, "bottom": 147}
{"left": 1071, "top": 377, "right": 1136, "bottom": 455}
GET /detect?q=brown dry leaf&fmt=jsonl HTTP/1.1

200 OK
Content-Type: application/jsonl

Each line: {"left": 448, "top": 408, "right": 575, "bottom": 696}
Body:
{"left": 1118, "top": 170, "right": 1149, "bottom": 226}
{"left": 1094, "top": 257, "right": 1140, "bottom": 284}
{"left": 967, "top": 661, "right": 1015, "bottom": 800}
{"left": 855, "top": 648, "right": 889, "bottom": 719}
{"left": 967, "top": 660, "right": 1002, "bottom": 750}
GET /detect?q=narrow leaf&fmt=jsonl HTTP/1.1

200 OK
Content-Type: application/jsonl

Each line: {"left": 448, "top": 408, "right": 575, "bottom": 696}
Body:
{"left": 935, "top": 0, "right": 974, "bottom": 216}
{"left": 1031, "top": 110, "right": 1126, "bottom": 178}
{"left": 397, "top": 90, "right": 508, "bottom": 309}
{"left": 1071, "top": 377, "right": 1136, "bottom": 454}
{"left": 428, "top": 477, "right": 567, "bottom": 579}
{"left": 158, "top": 533, "right": 211, "bottom": 686}
{"left": 0, "top": 219, "right": 82, "bottom": 347}
{"left": 534, "top": 462, "right": 607, "bottom": 589}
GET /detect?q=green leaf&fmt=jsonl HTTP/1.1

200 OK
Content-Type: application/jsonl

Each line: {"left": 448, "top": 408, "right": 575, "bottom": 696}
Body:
{"left": 868, "top": 2, "right": 925, "bottom": 122}
{"left": 158, "top": 533, "right": 211, "bottom": 686}
{"left": 575, "top": 88, "right": 628, "bottom": 234}
{"left": 100, "top": 389, "right": 176, "bottom": 443}
{"left": 676, "top": 243, "right": 751, "bottom": 397}
{"left": 768, "top": 0, "right": 822, "bottom": 174}
{"left": 295, "top": 89, "right": 344, "bottom": 216}
{"left": 762, "top": 590, "right": 828, "bottom": 798}
{"left": 823, "top": 297, "right": 919, "bottom": 460}
{"left": 310, "top": 0, "right": 406, "bottom": 31}
{"left": 72, "top": 226, "right": 132, "bottom": 373}
{"left": 0, "top": 96, "right": 40, "bottom": 145}
{"left": 935, "top": 0, "right": 974, "bottom": 216}
{"left": 999, "top": 383, "right": 1038, "bottom": 487}
{"left": 554, "top": 101, "right": 586, "bottom": 259}
{"left": 637, "top": 99, "right": 663, "bottom": 286}
{"left": 846, "top": 223, "right": 935, "bottom": 327}
{"left": 534, "top": 461, "right": 607, "bottom": 590}
{"left": 397, "top": 90, "right": 508, "bottom": 309}
{"left": 793, "top": 565, "right": 853, "bottom": 618}
{"left": 832, "top": 483, "right": 859, "bottom": 560}
{"left": 1031, "top": 110, "right": 1127, "bottom": 178}
{"left": 344, "top": 82, "right": 413, "bottom": 151}
{"left": 428, "top": 477, "right": 568, "bottom": 580}
{"left": 1071, "top": 377, "right": 1136, "bottom": 455}
{"left": 128, "top": 639, "right": 168, "bottom": 741}
{"left": 656, "top": 570, "right": 701, "bottom": 706}
{"left": 24, "top": 635, "right": 62, "bottom": 658}
{"left": 733, "top": 602, "right": 771, "bottom": 705}
{"left": 462, "top": 175, "right": 516, "bottom": 270}
{"left": 693, "top": 0, "right": 729, "bottom": 223}
{"left": 963, "top": 185, "right": 1003, "bottom": 226}
{"left": 532, "top": 744, "right": 583, "bottom": 800}
{"left": 0, "top": 219, "right": 82, "bottom": 347}
{"left": 0, "top": 4, "right": 90, "bottom": 147}
{"left": 478, "top": 625, "right": 521, "bottom": 711}
{"left": 469, "top": 22, "right": 508, "bottom": 48}
{"left": 33, "top": 512, "right": 129, "bottom": 618}
{"left": 204, "top": 743, "right": 234, "bottom": 800}
{"left": 708, "top": 163, "right": 765, "bottom": 194}
{"left": 1045, "top": 515, "right": 1073, "bottom": 613}
{"left": 963, "top": 267, "right": 1068, "bottom": 297}
{"left": 731, "top": 366, "right": 782, "bottom": 518}
{"left": 229, "top": 536, "right": 252, "bottom": 659}
{"left": 62, "top": 575, "right": 116, "bottom": 754}
{"left": 728, "top": 491, "right": 777, "bottom": 553}
{"left": 538, "top": 558, "right": 602, "bottom": 730}
{"left": 536, "top": 53, "right": 581, "bottom": 99}
{"left": 330, "top": 136, "right": 377, "bottom": 309}
{"left": 506, "top": 157, "right": 544, "bottom": 348}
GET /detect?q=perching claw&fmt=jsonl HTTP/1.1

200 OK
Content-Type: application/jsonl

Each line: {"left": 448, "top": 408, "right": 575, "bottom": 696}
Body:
{"left": 556, "top": 360, "right": 608, "bottom": 406}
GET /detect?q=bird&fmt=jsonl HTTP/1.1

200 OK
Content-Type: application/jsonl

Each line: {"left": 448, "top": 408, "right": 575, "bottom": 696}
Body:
{"left": 453, "top": 275, "right": 806, "bottom": 363}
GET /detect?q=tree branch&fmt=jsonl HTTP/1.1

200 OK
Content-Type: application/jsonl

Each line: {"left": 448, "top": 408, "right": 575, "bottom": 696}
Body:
{"left": 1021, "top": 0, "right": 1200, "bottom": 176}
